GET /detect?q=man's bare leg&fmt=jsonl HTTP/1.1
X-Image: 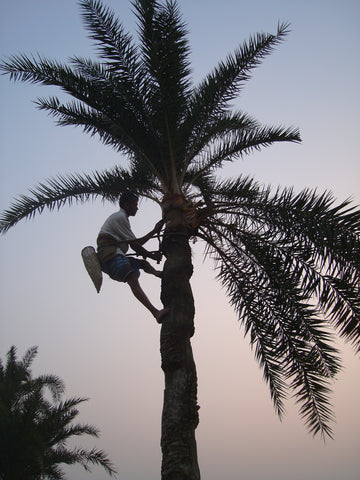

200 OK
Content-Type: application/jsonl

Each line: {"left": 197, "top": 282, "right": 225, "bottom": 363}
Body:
{"left": 126, "top": 273, "right": 168, "bottom": 323}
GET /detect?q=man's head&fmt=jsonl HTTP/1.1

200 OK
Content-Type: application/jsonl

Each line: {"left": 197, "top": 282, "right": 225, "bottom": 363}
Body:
{"left": 119, "top": 192, "right": 139, "bottom": 216}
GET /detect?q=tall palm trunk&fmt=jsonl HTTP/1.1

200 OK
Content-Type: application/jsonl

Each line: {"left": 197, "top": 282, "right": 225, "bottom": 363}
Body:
{"left": 160, "top": 221, "right": 200, "bottom": 480}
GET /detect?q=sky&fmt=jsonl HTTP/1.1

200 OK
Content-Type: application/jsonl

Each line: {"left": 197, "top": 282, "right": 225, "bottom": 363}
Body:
{"left": 0, "top": 1, "right": 359, "bottom": 479}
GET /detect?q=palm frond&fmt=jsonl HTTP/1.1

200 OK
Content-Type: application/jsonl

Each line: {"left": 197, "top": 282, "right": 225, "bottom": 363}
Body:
{"left": 48, "top": 445, "right": 117, "bottom": 476}
{"left": 181, "top": 22, "right": 290, "bottom": 165}
{"left": 197, "top": 176, "right": 359, "bottom": 437}
{"left": 135, "top": 0, "right": 191, "bottom": 118}
{"left": 30, "top": 375, "right": 65, "bottom": 402}
{"left": 79, "top": 0, "right": 192, "bottom": 187}
{"left": 216, "top": 178, "right": 360, "bottom": 346}
{"left": 1, "top": 53, "right": 167, "bottom": 183}
{"left": 0, "top": 166, "right": 157, "bottom": 233}
{"left": 185, "top": 123, "right": 300, "bottom": 186}
{"left": 134, "top": 0, "right": 192, "bottom": 190}
{"left": 80, "top": 0, "right": 138, "bottom": 73}
{"left": 36, "top": 96, "right": 139, "bottom": 151}
{"left": 179, "top": 111, "right": 257, "bottom": 185}
{"left": 20, "top": 346, "right": 38, "bottom": 370}
{"left": 78, "top": 1, "right": 161, "bottom": 141}
{"left": 200, "top": 220, "right": 340, "bottom": 438}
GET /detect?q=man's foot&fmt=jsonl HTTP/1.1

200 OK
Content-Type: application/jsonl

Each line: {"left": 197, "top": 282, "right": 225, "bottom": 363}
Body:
{"left": 139, "top": 260, "right": 163, "bottom": 278}
{"left": 154, "top": 308, "right": 170, "bottom": 324}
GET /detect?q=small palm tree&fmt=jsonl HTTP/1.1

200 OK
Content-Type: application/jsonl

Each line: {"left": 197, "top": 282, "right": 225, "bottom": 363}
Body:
{"left": 0, "top": 346, "right": 116, "bottom": 479}
{"left": 1, "top": 1, "right": 359, "bottom": 478}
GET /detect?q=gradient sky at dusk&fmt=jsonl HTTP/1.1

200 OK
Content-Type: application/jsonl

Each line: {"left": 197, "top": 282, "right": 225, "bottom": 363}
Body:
{"left": 1, "top": 1, "right": 359, "bottom": 479}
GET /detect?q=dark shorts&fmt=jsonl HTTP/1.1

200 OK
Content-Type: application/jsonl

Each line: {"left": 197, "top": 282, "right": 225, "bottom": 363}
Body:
{"left": 102, "top": 255, "right": 140, "bottom": 283}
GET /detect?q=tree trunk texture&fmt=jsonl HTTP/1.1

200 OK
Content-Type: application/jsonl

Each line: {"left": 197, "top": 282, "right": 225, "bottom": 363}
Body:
{"left": 160, "top": 224, "right": 200, "bottom": 480}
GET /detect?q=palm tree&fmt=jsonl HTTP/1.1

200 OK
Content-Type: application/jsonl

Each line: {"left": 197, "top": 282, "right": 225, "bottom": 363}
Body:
{"left": 0, "top": 0, "right": 359, "bottom": 478}
{"left": 0, "top": 345, "right": 116, "bottom": 479}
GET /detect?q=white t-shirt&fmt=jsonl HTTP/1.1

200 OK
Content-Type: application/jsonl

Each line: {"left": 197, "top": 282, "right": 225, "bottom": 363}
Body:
{"left": 98, "top": 208, "right": 136, "bottom": 256}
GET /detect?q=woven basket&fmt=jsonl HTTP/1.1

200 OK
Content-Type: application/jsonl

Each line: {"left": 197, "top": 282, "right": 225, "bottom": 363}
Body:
{"left": 81, "top": 246, "right": 103, "bottom": 293}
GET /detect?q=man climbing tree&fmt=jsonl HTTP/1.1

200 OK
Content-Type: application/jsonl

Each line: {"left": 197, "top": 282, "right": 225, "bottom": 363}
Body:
{"left": 0, "top": 1, "right": 359, "bottom": 478}
{"left": 97, "top": 191, "right": 168, "bottom": 323}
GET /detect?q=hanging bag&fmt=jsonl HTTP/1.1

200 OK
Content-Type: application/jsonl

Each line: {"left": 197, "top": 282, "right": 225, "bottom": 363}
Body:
{"left": 81, "top": 246, "right": 103, "bottom": 293}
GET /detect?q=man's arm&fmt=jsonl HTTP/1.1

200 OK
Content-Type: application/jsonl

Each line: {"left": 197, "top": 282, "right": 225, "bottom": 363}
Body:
{"left": 129, "top": 219, "right": 164, "bottom": 260}
{"left": 134, "top": 219, "right": 164, "bottom": 246}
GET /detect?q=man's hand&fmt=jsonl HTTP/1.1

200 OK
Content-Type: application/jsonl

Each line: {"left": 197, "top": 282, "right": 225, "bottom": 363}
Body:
{"left": 153, "top": 219, "right": 165, "bottom": 234}
{"left": 148, "top": 251, "right": 162, "bottom": 263}
{"left": 134, "top": 219, "right": 165, "bottom": 248}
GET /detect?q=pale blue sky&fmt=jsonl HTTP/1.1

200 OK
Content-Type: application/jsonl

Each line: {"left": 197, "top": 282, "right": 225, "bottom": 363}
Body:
{"left": 1, "top": 1, "right": 359, "bottom": 479}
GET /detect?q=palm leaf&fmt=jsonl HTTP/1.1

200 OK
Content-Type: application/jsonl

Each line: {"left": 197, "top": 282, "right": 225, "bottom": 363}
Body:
{"left": 0, "top": 166, "right": 157, "bottom": 233}
{"left": 198, "top": 176, "right": 359, "bottom": 437}
{"left": 184, "top": 123, "right": 300, "bottom": 186}
{"left": 181, "top": 22, "right": 291, "bottom": 172}
{"left": 133, "top": 0, "right": 192, "bottom": 190}
{"left": 46, "top": 445, "right": 116, "bottom": 475}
